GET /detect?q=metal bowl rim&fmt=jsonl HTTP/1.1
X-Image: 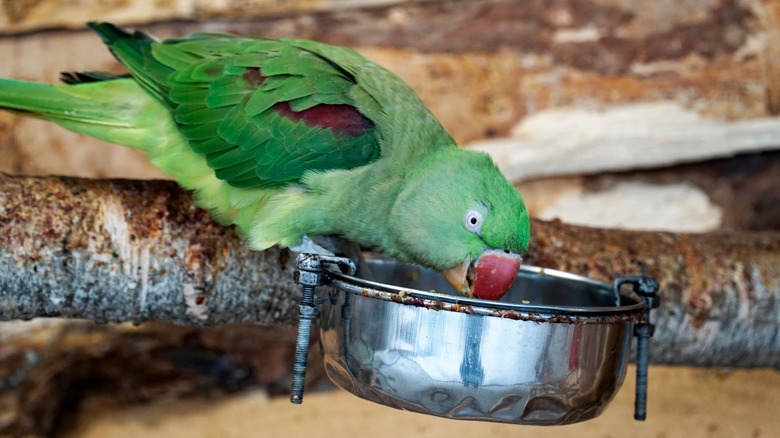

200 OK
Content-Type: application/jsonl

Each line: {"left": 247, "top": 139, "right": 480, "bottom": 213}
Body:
{"left": 327, "top": 263, "right": 648, "bottom": 318}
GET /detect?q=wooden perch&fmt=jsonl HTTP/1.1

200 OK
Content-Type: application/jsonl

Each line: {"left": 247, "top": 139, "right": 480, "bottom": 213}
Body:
{"left": 0, "top": 174, "right": 778, "bottom": 368}
{"left": 0, "top": 174, "right": 300, "bottom": 326}
{"left": 528, "top": 219, "right": 780, "bottom": 369}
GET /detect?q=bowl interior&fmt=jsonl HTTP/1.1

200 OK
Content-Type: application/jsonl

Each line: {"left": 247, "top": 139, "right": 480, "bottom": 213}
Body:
{"left": 357, "top": 258, "right": 643, "bottom": 313}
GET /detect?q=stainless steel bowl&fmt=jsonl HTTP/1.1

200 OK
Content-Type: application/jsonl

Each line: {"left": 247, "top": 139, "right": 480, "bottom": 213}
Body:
{"left": 317, "top": 258, "right": 650, "bottom": 425}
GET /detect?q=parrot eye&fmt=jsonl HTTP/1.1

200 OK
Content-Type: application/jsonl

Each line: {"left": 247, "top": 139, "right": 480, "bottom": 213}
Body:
{"left": 464, "top": 209, "right": 484, "bottom": 235}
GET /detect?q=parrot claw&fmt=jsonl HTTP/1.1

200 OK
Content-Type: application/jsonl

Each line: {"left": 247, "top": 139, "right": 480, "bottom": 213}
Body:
{"left": 290, "top": 235, "right": 336, "bottom": 257}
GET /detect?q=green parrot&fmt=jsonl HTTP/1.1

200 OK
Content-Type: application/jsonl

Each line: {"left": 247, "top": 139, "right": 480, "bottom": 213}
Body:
{"left": 0, "top": 23, "right": 530, "bottom": 300}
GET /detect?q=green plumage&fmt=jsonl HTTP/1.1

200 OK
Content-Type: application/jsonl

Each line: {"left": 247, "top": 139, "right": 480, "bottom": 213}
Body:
{"left": 88, "top": 22, "right": 380, "bottom": 188}
{"left": 0, "top": 23, "right": 530, "bottom": 282}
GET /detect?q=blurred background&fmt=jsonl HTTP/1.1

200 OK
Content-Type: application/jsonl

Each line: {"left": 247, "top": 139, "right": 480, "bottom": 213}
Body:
{"left": 0, "top": 0, "right": 778, "bottom": 436}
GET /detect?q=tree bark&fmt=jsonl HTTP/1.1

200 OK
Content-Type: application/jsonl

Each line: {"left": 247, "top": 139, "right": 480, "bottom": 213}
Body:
{"left": 0, "top": 174, "right": 778, "bottom": 368}
{"left": 527, "top": 219, "right": 780, "bottom": 369}
{"left": 0, "top": 174, "right": 300, "bottom": 326}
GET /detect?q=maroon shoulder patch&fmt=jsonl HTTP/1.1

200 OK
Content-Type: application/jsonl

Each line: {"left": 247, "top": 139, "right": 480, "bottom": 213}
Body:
{"left": 242, "top": 67, "right": 266, "bottom": 88}
{"left": 204, "top": 66, "right": 222, "bottom": 76}
{"left": 273, "top": 101, "right": 373, "bottom": 137}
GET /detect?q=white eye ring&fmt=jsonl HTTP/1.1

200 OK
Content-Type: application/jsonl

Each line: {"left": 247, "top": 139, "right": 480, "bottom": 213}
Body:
{"left": 464, "top": 209, "right": 483, "bottom": 235}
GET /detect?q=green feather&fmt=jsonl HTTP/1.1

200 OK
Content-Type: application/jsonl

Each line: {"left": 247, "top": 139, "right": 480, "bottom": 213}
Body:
{"left": 214, "top": 159, "right": 256, "bottom": 180}
{"left": 152, "top": 44, "right": 202, "bottom": 69}
{"left": 234, "top": 121, "right": 268, "bottom": 150}
{"left": 307, "top": 75, "right": 353, "bottom": 95}
{"left": 211, "top": 75, "right": 249, "bottom": 94}
{"left": 242, "top": 92, "right": 281, "bottom": 116}
{"left": 206, "top": 92, "right": 248, "bottom": 108}
{"left": 189, "top": 136, "right": 234, "bottom": 154}
{"left": 311, "top": 93, "right": 351, "bottom": 105}
{"left": 249, "top": 52, "right": 295, "bottom": 76}
{"left": 172, "top": 60, "right": 225, "bottom": 83}
{"left": 272, "top": 77, "right": 314, "bottom": 101}
{"left": 243, "top": 81, "right": 311, "bottom": 115}
{"left": 257, "top": 75, "right": 290, "bottom": 91}
{"left": 181, "top": 120, "right": 221, "bottom": 140}
{"left": 288, "top": 95, "right": 320, "bottom": 111}
{"left": 206, "top": 147, "right": 255, "bottom": 169}
{"left": 169, "top": 86, "right": 209, "bottom": 105}
{"left": 175, "top": 104, "right": 230, "bottom": 124}
{"left": 229, "top": 174, "right": 268, "bottom": 188}
{"left": 225, "top": 53, "right": 275, "bottom": 68}
{"left": 167, "top": 40, "right": 220, "bottom": 57}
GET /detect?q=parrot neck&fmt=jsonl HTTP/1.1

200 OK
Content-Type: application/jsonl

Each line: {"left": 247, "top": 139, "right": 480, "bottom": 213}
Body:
{"left": 296, "top": 164, "right": 405, "bottom": 256}
{"left": 297, "top": 146, "right": 470, "bottom": 264}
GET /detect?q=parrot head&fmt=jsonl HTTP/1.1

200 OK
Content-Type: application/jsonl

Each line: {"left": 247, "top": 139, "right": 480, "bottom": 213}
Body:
{"left": 389, "top": 148, "right": 530, "bottom": 300}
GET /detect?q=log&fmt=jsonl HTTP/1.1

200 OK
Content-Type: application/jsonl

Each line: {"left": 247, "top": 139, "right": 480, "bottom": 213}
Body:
{"left": 0, "top": 0, "right": 416, "bottom": 34}
{"left": 528, "top": 220, "right": 780, "bottom": 369}
{"left": 468, "top": 102, "right": 780, "bottom": 182}
{"left": 0, "top": 321, "right": 329, "bottom": 437}
{"left": 517, "top": 150, "right": 780, "bottom": 233}
{"left": 0, "top": 174, "right": 300, "bottom": 326}
{"left": 0, "top": 174, "right": 778, "bottom": 368}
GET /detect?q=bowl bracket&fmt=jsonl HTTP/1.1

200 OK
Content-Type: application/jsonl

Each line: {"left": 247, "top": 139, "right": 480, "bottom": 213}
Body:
{"left": 290, "top": 253, "right": 355, "bottom": 404}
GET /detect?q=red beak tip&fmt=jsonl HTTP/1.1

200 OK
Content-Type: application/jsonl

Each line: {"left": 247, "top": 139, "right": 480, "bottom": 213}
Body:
{"left": 471, "top": 252, "right": 522, "bottom": 301}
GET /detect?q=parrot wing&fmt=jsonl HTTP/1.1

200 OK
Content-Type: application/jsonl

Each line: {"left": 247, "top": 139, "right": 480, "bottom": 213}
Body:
{"left": 90, "top": 23, "right": 380, "bottom": 188}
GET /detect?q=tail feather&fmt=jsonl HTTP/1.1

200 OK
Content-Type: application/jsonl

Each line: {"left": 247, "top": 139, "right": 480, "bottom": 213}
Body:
{"left": 88, "top": 21, "right": 154, "bottom": 45}
{"left": 0, "top": 77, "right": 168, "bottom": 151}
{"left": 88, "top": 22, "right": 173, "bottom": 106}
{"left": 0, "top": 79, "right": 128, "bottom": 124}
{"left": 60, "top": 71, "right": 132, "bottom": 85}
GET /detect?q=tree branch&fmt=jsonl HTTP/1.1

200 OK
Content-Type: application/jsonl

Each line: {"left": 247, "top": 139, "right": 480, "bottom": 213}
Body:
{"left": 527, "top": 219, "right": 780, "bottom": 368}
{"left": 0, "top": 174, "right": 778, "bottom": 367}
{"left": 0, "top": 174, "right": 299, "bottom": 326}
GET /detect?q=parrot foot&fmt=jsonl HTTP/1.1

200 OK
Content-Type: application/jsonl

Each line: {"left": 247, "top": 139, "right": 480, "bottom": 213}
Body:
{"left": 290, "top": 235, "right": 336, "bottom": 256}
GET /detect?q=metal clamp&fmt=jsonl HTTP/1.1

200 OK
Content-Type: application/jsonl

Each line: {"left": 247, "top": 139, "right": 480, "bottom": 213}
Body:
{"left": 290, "top": 253, "right": 356, "bottom": 404}
{"left": 614, "top": 276, "right": 660, "bottom": 421}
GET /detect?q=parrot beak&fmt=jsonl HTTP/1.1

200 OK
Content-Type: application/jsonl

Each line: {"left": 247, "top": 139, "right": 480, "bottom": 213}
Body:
{"left": 442, "top": 250, "right": 522, "bottom": 300}
{"left": 442, "top": 258, "right": 472, "bottom": 296}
